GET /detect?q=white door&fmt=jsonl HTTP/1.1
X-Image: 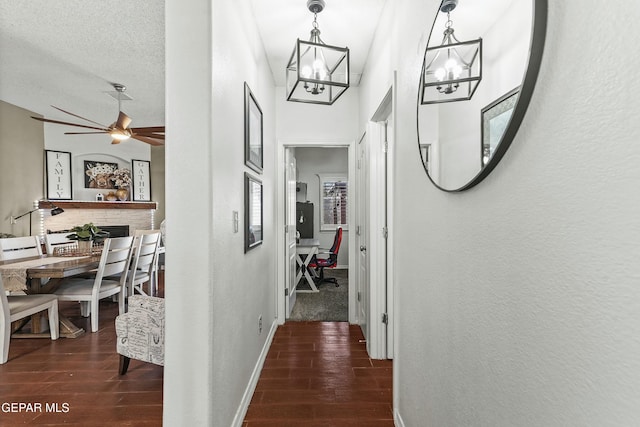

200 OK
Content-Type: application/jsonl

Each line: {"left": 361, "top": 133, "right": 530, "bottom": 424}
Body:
{"left": 357, "top": 134, "right": 369, "bottom": 338}
{"left": 285, "top": 148, "right": 297, "bottom": 317}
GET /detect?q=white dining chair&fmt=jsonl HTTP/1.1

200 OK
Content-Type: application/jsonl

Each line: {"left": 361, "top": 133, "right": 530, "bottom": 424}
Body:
{"left": 1, "top": 275, "right": 59, "bottom": 364}
{"left": 127, "top": 231, "right": 162, "bottom": 297}
{"left": 53, "top": 236, "right": 134, "bottom": 333}
{"left": 0, "top": 236, "right": 42, "bottom": 261}
{"left": 44, "top": 233, "right": 76, "bottom": 255}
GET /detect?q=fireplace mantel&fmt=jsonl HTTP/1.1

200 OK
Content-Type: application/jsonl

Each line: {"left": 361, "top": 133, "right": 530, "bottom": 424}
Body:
{"left": 37, "top": 200, "right": 157, "bottom": 235}
{"left": 38, "top": 200, "right": 157, "bottom": 210}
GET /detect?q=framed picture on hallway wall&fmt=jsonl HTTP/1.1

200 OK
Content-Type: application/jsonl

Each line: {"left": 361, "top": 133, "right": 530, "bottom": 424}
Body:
{"left": 244, "top": 82, "right": 263, "bottom": 173}
{"left": 131, "top": 159, "right": 151, "bottom": 201}
{"left": 244, "top": 172, "right": 263, "bottom": 252}
{"left": 45, "top": 150, "right": 73, "bottom": 200}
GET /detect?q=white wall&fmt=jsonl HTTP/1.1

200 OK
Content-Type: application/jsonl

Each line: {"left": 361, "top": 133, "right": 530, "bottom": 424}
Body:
{"left": 276, "top": 86, "right": 360, "bottom": 141}
{"left": 295, "top": 147, "right": 349, "bottom": 267}
{"left": 360, "top": 0, "right": 640, "bottom": 425}
{"left": 0, "top": 101, "right": 43, "bottom": 237}
{"left": 165, "top": 0, "right": 276, "bottom": 425}
{"left": 43, "top": 123, "right": 150, "bottom": 201}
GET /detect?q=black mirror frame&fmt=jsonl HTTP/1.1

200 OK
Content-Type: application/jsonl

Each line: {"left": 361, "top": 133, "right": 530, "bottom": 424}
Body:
{"left": 417, "top": 0, "right": 548, "bottom": 192}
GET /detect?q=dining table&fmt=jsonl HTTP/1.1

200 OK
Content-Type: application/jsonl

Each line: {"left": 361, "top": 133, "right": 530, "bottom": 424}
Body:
{"left": 0, "top": 254, "right": 102, "bottom": 338}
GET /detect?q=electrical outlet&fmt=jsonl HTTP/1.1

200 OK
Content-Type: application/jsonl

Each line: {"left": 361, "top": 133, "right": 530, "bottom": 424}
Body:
{"left": 258, "top": 315, "right": 263, "bottom": 335}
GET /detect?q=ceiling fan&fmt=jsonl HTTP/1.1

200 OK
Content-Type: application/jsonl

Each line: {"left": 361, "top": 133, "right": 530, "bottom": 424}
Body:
{"left": 31, "top": 83, "right": 164, "bottom": 146}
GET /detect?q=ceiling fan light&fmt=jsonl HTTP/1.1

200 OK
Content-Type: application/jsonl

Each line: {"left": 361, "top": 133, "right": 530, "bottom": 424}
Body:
{"left": 110, "top": 130, "right": 131, "bottom": 141}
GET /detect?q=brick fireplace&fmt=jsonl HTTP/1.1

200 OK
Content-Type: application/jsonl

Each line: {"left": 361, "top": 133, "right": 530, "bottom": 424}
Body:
{"left": 38, "top": 200, "right": 157, "bottom": 235}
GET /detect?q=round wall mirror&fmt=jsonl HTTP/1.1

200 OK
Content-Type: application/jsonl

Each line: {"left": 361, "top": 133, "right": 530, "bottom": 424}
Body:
{"left": 417, "top": 0, "right": 547, "bottom": 192}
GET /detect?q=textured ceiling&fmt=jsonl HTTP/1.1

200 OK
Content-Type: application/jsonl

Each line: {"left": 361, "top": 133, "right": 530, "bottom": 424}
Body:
{"left": 0, "top": 0, "right": 386, "bottom": 128}
{"left": 0, "top": 0, "right": 165, "bottom": 127}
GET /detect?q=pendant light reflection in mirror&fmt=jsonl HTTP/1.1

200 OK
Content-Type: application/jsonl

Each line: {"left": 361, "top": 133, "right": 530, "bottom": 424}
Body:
{"left": 417, "top": 0, "right": 547, "bottom": 192}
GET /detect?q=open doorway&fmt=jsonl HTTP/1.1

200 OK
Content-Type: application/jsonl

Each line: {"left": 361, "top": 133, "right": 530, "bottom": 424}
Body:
{"left": 288, "top": 147, "right": 349, "bottom": 321}
{"left": 276, "top": 141, "right": 357, "bottom": 325}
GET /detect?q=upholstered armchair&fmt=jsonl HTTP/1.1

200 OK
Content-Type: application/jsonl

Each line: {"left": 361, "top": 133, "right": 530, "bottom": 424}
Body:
{"left": 115, "top": 295, "right": 164, "bottom": 374}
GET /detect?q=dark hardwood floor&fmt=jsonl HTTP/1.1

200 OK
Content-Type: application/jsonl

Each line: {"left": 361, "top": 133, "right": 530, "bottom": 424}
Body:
{"left": 243, "top": 321, "right": 394, "bottom": 427}
{"left": 2, "top": 276, "right": 393, "bottom": 426}
{"left": 0, "top": 299, "right": 164, "bottom": 426}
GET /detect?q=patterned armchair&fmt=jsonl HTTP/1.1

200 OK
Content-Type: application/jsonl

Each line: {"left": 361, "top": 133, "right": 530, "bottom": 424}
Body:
{"left": 115, "top": 295, "right": 164, "bottom": 374}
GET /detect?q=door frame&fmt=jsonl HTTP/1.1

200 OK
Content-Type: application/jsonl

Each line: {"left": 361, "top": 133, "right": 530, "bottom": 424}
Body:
{"left": 276, "top": 139, "right": 357, "bottom": 324}
{"left": 365, "top": 80, "right": 396, "bottom": 360}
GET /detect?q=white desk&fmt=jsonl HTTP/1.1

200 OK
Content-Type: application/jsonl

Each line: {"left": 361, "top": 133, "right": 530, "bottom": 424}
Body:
{"left": 296, "top": 238, "right": 319, "bottom": 293}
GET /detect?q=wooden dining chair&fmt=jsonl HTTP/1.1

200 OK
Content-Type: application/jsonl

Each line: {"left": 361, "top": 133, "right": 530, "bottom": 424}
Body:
{"left": 0, "top": 236, "right": 42, "bottom": 261}
{"left": 1, "top": 275, "right": 59, "bottom": 364}
{"left": 53, "top": 236, "right": 134, "bottom": 333}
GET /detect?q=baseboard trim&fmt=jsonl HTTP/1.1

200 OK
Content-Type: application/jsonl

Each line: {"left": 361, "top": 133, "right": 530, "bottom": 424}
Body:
{"left": 231, "top": 318, "right": 278, "bottom": 427}
{"left": 394, "top": 409, "right": 406, "bottom": 427}
{"left": 393, "top": 409, "right": 404, "bottom": 427}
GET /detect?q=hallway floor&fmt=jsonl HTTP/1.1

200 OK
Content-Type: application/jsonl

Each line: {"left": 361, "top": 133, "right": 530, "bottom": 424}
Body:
{"left": 243, "top": 321, "right": 393, "bottom": 426}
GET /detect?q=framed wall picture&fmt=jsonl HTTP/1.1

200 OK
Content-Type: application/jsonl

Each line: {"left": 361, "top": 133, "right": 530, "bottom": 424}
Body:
{"left": 131, "top": 159, "right": 152, "bottom": 201}
{"left": 84, "top": 160, "right": 118, "bottom": 189}
{"left": 481, "top": 87, "right": 519, "bottom": 166}
{"left": 45, "top": 150, "right": 73, "bottom": 200}
{"left": 245, "top": 172, "right": 263, "bottom": 252}
{"left": 244, "top": 82, "right": 263, "bottom": 173}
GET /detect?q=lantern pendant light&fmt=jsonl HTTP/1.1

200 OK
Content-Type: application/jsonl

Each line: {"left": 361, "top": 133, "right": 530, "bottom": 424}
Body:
{"left": 286, "top": 0, "right": 350, "bottom": 105}
{"left": 421, "top": 0, "right": 482, "bottom": 104}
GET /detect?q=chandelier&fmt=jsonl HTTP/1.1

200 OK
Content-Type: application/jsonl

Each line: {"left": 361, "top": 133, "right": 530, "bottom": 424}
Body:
{"left": 420, "top": 0, "right": 482, "bottom": 104}
{"left": 286, "top": 0, "right": 350, "bottom": 105}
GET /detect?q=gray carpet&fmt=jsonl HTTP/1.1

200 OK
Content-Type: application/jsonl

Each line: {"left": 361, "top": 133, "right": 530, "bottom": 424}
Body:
{"left": 289, "top": 269, "right": 348, "bottom": 321}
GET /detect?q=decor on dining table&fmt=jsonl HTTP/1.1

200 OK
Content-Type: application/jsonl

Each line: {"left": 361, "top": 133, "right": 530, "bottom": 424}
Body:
{"left": 244, "top": 82, "right": 263, "bottom": 173}
{"left": 131, "top": 159, "right": 151, "bottom": 201}
{"left": 244, "top": 173, "right": 263, "bottom": 252}
{"left": 45, "top": 150, "right": 73, "bottom": 200}
{"left": 66, "top": 223, "right": 109, "bottom": 253}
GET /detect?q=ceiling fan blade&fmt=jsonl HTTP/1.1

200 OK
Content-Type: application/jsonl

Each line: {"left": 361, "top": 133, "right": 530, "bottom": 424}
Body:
{"left": 134, "top": 132, "right": 165, "bottom": 140}
{"left": 131, "top": 134, "right": 165, "bottom": 146}
{"left": 31, "top": 116, "right": 110, "bottom": 132}
{"left": 130, "top": 126, "right": 165, "bottom": 133}
{"left": 111, "top": 139, "right": 121, "bottom": 145}
{"left": 64, "top": 131, "right": 109, "bottom": 135}
{"left": 116, "top": 111, "right": 132, "bottom": 130}
{"left": 51, "top": 106, "right": 108, "bottom": 127}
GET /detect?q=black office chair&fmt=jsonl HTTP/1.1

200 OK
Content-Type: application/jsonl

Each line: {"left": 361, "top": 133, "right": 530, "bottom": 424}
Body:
{"left": 309, "top": 227, "right": 342, "bottom": 287}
